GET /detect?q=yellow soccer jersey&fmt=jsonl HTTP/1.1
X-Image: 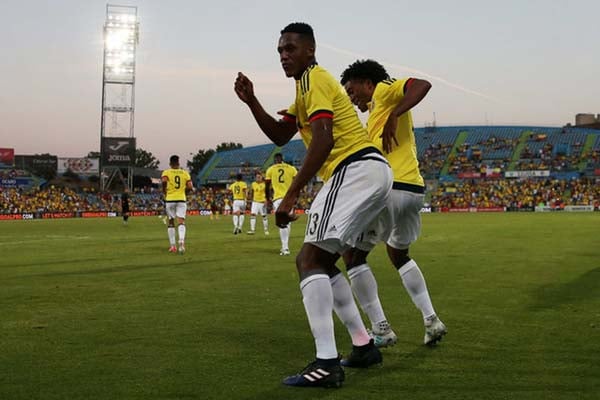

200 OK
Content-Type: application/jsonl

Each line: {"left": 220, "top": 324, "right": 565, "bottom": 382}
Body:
{"left": 161, "top": 168, "right": 191, "bottom": 201}
{"left": 251, "top": 181, "right": 267, "bottom": 203}
{"left": 265, "top": 162, "right": 297, "bottom": 200}
{"left": 368, "top": 78, "right": 424, "bottom": 188}
{"left": 283, "top": 64, "right": 375, "bottom": 181}
{"left": 229, "top": 181, "right": 248, "bottom": 200}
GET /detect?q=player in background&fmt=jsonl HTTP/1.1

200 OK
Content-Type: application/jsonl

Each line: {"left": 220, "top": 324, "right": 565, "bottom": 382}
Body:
{"left": 161, "top": 155, "right": 194, "bottom": 253}
{"left": 223, "top": 197, "right": 232, "bottom": 216}
{"left": 340, "top": 59, "right": 446, "bottom": 346}
{"left": 208, "top": 194, "right": 220, "bottom": 220}
{"left": 248, "top": 172, "right": 269, "bottom": 235}
{"left": 265, "top": 153, "right": 297, "bottom": 254}
{"left": 121, "top": 187, "right": 130, "bottom": 225}
{"left": 229, "top": 173, "right": 248, "bottom": 234}
{"left": 235, "top": 22, "right": 392, "bottom": 388}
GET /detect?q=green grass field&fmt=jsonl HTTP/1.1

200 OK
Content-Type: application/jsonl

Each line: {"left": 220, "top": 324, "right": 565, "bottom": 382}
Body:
{"left": 1, "top": 213, "right": 599, "bottom": 400}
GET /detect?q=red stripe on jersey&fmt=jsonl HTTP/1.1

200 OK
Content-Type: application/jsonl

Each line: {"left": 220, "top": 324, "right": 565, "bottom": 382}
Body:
{"left": 404, "top": 78, "right": 415, "bottom": 94}
{"left": 308, "top": 111, "right": 334, "bottom": 122}
{"left": 282, "top": 114, "right": 296, "bottom": 123}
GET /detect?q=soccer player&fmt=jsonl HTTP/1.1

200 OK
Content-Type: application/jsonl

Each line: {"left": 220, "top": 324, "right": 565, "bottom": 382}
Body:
{"left": 121, "top": 187, "right": 130, "bottom": 225}
{"left": 161, "top": 155, "right": 193, "bottom": 253}
{"left": 340, "top": 59, "right": 447, "bottom": 346}
{"left": 248, "top": 172, "right": 269, "bottom": 235}
{"left": 229, "top": 173, "right": 247, "bottom": 234}
{"left": 265, "top": 153, "right": 297, "bottom": 253}
{"left": 235, "top": 22, "right": 392, "bottom": 388}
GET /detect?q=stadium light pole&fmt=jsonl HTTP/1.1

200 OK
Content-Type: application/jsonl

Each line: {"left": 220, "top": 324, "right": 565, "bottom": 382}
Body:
{"left": 100, "top": 4, "right": 139, "bottom": 191}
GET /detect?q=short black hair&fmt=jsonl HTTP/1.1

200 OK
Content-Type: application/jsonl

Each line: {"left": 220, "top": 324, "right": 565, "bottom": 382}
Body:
{"left": 281, "top": 22, "right": 315, "bottom": 45}
{"left": 274, "top": 153, "right": 283, "bottom": 160}
{"left": 236, "top": 173, "right": 243, "bottom": 180}
{"left": 169, "top": 155, "right": 179, "bottom": 164}
{"left": 340, "top": 59, "right": 390, "bottom": 85}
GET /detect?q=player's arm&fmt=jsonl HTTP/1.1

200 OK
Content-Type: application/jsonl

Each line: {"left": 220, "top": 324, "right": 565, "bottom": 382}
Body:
{"left": 381, "top": 78, "right": 432, "bottom": 153}
{"left": 276, "top": 118, "right": 333, "bottom": 226}
{"left": 161, "top": 176, "right": 168, "bottom": 197}
{"left": 264, "top": 179, "right": 272, "bottom": 202}
{"left": 234, "top": 72, "right": 297, "bottom": 146}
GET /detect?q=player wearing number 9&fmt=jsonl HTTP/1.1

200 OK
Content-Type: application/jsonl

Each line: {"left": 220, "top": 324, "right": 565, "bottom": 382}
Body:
{"left": 161, "top": 155, "right": 194, "bottom": 254}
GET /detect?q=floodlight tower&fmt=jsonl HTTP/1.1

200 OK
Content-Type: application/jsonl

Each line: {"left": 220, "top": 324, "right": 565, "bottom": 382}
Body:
{"left": 100, "top": 4, "right": 139, "bottom": 191}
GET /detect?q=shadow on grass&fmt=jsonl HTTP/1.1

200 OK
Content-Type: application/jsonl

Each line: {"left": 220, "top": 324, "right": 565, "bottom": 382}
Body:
{"left": 238, "top": 344, "right": 441, "bottom": 400}
{"left": 529, "top": 267, "right": 600, "bottom": 310}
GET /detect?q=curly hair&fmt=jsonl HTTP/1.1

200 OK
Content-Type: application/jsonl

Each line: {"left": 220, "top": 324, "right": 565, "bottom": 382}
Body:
{"left": 340, "top": 59, "right": 389, "bottom": 85}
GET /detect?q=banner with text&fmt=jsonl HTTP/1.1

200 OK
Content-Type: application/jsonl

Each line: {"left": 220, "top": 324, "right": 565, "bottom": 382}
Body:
{"left": 101, "top": 137, "right": 136, "bottom": 167}
{"left": 505, "top": 170, "right": 550, "bottom": 178}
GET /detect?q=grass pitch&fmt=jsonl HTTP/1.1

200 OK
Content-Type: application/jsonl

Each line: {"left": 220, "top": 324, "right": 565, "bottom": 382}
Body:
{"left": 1, "top": 213, "right": 599, "bottom": 400}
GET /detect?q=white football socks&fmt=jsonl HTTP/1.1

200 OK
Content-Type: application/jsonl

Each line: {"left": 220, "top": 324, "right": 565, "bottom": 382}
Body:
{"left": 300, "top": 274, "right": 338, "bottom": 360}
{"left": 233, "top": 215, "right": 239, "bottom": 229}
{"left": 280, "top": 225, "right": 290, "bottom": 250}
{"left": 178, "top": 224, "right": 186, "bottom": 243}
{"left": 250, "top": 216, "right": 256, "bottom": 231}
{"left": 330, "top": 273, "right": 371, "bottom": 346}
{"left": 167, "top": 227, "right": 176, "bottom": 246}
{"left": 348, "top": 263, "right": 388, "bottom": 332}
{"left": 398, "top": 259, "right": 436, "bottom": 320}
{"left": 238, "top": 214, "right": 245, "bottom": 229}
{"left": 262, "top": 215, "right": 268, "bottom": 232}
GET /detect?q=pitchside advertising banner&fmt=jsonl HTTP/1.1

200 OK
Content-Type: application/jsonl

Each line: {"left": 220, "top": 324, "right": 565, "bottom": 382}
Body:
{"left": 101, "top": 138, "right": 136, "bottom": 166}
{"left": 14, "top": 154, "right": 58, "bottom": 172}
{"left": 505, "top": 170, "right": 550, "bottom": 178}
{"left": 58, "top": 158, "right": 99, "bottom": 175}
{"left": 0, "top": 148, "right": 15, "bottom": 165}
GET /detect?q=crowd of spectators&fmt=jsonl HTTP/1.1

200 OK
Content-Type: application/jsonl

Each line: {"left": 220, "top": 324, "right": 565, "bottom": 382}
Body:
{"left": 0, "top": 184, "right": 322, "bottom": 215}
{"left": 430, "top": 177, "right": 599, "bottom": 210}
{"left": 447, "top": 136, "right": 515, "bottom": 176}
{"left": 419, "top": 143, "right": 453, "bottom": 178}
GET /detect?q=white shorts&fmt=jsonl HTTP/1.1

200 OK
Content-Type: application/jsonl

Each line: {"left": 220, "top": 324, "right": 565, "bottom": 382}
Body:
{"left": 386, "top": 190, "right": 424, "bottom": 249}
{"left": 272, "top": 198, "right": 282, "bottom": 213}
{"left": 354, "top": 189, "right": 424, "bottom": 251}
{"left": 251, "top": 201, "right": 267, "bottom": 215}
{"left": 232, "top": 200, "right": 246, "bottom": 213}
{"left": 165, "top": 202, "right": 187, "bottom": 219}
{"left": 304, "top": 154, "right": 392, "bottom": 254}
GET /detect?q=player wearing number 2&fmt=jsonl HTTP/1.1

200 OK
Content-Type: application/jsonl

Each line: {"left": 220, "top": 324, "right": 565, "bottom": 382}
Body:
{"left": 265, "top": 153, "right": 297, "bottom": 255}
{"left": 161, "top": 155, "right": 194, "bottom": 253}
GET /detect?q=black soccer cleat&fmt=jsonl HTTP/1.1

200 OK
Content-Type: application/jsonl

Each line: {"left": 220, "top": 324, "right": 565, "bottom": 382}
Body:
{"left": 282, "top": 359, "right": 345, "bottom": 388}
{"left": 341, "top": 339, "right": 383, "bottom": 368}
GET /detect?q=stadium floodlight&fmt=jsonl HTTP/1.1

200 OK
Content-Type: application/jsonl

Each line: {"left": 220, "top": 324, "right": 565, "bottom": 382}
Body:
{"left": 102, "top": 5, "right": 138, "bottom": 83}
{"left": 100, "top": 4, "right": 139, "bottom": 191}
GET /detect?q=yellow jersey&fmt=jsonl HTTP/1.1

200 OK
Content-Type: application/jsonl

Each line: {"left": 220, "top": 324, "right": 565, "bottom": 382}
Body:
{"left": 265, "top": 162, "right": 297, "bottom": 200}
{"left": 161, "top": 168, "right": 191, "bottom": 202}
{"left": 229, "top": 181, "right": 248, "bottom": 200}
{"left": 368, "top": 78, "right": 424, "bottom": 188}
{"left": 251, "top": 181, "right": 267, "bottom": 203}
{"left": 284, "top": 64, "right": 375, "bottom": 181}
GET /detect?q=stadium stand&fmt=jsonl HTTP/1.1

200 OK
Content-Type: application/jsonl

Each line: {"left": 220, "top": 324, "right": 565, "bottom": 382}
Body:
{"left": 3, "top": 126, "right": 599, "bottom": 217}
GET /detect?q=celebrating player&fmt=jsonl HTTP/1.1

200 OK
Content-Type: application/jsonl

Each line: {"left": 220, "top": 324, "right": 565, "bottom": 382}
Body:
{"left": 235, "top": 22, "right": 392, "bottom": 388}
{"left": 341, "top": 59, "right": 446, "bottom": 346}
